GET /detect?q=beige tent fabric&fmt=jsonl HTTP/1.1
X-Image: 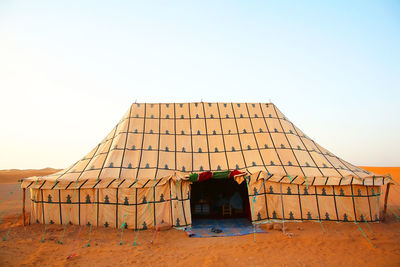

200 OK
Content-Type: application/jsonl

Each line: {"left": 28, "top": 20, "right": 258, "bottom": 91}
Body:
{"left": 22, "top": 102, "right": 390, "bottom": 189}
{"left": 23, "top": 102, "right": 390, "bottom": 229}
{"left": 246, "top": 172, "right": 382, "bottom": 223}
{"left": 31, "top": 179, "right": 191, "bottom": 229}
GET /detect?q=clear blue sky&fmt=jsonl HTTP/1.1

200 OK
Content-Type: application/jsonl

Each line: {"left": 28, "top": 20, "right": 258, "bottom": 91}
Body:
{"left": 0, "top": 1, "right": 399, "bottom": 169}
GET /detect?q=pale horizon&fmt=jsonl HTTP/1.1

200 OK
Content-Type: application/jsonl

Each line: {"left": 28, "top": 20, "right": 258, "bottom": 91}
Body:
{"left": 1, "top": 1, "right": 399, "bottom": 169}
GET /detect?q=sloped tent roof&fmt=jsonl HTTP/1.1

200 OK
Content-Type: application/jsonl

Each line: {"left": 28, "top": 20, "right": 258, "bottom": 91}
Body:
{"left": 22, "top": 102, "right": 390, "bottom": 190}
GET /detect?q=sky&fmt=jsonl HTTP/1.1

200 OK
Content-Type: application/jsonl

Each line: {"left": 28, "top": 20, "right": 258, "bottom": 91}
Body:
{"left": 0, "top": 0, "right": 399, "bottom": 169}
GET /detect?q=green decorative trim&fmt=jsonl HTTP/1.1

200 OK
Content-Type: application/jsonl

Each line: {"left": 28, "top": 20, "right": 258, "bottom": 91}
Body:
{"left": 189, "top": 173, "right": 198, "bottom": 182}
{"left": 212, "top": 171, "right": 230, "bottom": 179}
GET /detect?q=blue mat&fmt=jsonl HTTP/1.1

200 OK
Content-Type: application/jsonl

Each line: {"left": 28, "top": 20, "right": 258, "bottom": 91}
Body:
{"left": 186, "top": 218, "right": 267, "bottom": 238}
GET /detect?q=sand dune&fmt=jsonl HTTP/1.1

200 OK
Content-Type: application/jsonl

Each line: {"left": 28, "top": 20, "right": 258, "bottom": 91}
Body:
{"left": 0, "top": 168, "right": 61, "bottom": 184}
{"left": 0, "top": 167, "right": 399, "bottom": 266}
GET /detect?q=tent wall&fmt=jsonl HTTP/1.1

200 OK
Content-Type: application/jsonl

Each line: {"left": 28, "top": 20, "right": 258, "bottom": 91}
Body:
{"left": 30, "top": 180, "right": 192, "bottom": 229}
{"left": 247, "top": 180, "right": 382, "bottom": 223}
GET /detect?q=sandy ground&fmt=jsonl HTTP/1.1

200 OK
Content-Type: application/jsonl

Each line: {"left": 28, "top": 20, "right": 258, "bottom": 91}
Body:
{"left": 0, "top": 167, "right": 399, "bottom": 266}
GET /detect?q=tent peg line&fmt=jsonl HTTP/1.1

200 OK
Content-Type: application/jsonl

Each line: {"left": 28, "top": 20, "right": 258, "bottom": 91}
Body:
{"left": 335, "top": 191, "right": 376, "bottom": 248}
{"left": 58, "top": 180, "right": 80, "bottom": 245}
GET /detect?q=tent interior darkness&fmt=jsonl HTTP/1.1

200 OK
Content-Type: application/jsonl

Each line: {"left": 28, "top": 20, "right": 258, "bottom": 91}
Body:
{"left": 190, "top": 179, "right": 251, "bottom": 221}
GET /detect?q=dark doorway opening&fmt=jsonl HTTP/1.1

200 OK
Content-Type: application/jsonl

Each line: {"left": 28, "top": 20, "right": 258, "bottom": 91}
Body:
{"left": 190, "top": 179, "right": 251, "bottom": 221}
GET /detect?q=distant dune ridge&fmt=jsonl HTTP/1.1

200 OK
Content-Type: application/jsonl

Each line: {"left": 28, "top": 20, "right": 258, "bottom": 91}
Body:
{"left": 0, "top": 168, "right": 61, "bottom": 184}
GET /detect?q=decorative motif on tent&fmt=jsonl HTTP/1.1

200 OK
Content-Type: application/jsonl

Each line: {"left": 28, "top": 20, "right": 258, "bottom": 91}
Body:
{"left": 304, "top": 188, "right": 309, "bottom": 195}
{"left": 182, "top": 166, "right": 186, "bottom": 172}
{"left": 325, "top": 212, "right": 330, "bottom": 220}
{"left": 145, "top": 163, "right": 150, "bottom": 169}
{"left": 306, "top": 162, "right": 310, "bottom": 167}
{"left": 142, "top": 196, "right": 147, "bottom": 204}
{"left": 235, "top": 164, "right": 239, "bottom": 170}
{"left": 90, "top": 166, "right": 95, "bottom": 170}
{"left": 197, "top": 130, "right": 201, "bottom": 135}
{"left": 104, "top": 222, "right": 109, "bottom": 227}
{"left": 307, "top": 212, "right": 312, "bottom": 220}
{"left": 176, "top": 218, "right": 180, "bottom": 227}
{"left": 196, "top": 114, "right": 199, "bottom": 118}
{"left": 128, "top": 163, "right": 132, "bottom": 169}
{"left": 343, "top": 214, "right": 348, "bottom": 221}
{"left": 217, "top": 165, "right": 221, "bottom": 171}
{"left": 165, "top": 130, "right": 169, "bottom": 135}
{"left": 48, "top": 195, "right": 52, "bottom": 203}
{"left": 358, "top": 189, "right": 362, "bottom": 196}
{"left": 86, "top": 195, "right": 91, "bottom": 203}
{"left": 50, "top": 220, "right": 54, "bottom": 224}
{"left": 288, "top": 161, "right": 292, "bottom": 166}
{"left": 243, "top": 129, "right": 247, "bottom": 133}
{"left": 289, "top": 211, "right": 294, "bottom": 220}
{"left": 270, "top": 161, "right": 275, "bottom": 166}
{"left": 287, "top": 187, "right": 292, "bottom": 194}
{"left": 182, "top": 147, "right": 185, "bottom": 152}
{"left": 253, "top": 187, "right": 257, "bottom": 195}
{"left": 124, "top": 197, "right": 129, "bottom": 205}
{"left": 160, "top": 194, "right": 164, "bottom": 202}
{"left": 36, "top": 219, "right": 39, "bottom": 224}
{"left": 232, "top": 147, "right": 235, "bottom": 151}
{"left": 215, "top": 148, "right": 219, "bottom": 152}
{"left": 360, "top": 214, "right": 365, "bottom": 222}
{"left": 134, "top": 129, "right": 138, "bottom": 133}
{"left": 200, "top": 166, "right": 204, "bottom": 171}
{"left": 260, "top": 128, "right": 263, "bottom": 133}
{"left": 226, "top": 114, "right": 229, "bottom": 118}
{"left": 252, "top": 162, "right": 256, "bottom": 166}
{"left": 264, "top": 144, "right": 268, "bottom": 148}
{"left": 340, "top": 188, "right": 345, "bottom": 196}
{"left": 269, "top": 186, "right": 274, "bottom": 193}
{"left": 198, "top": 148, "right": 202, "bottom": 153}
{"left": 148, "top": 145, "right": 152, "bottom": 150}
{"left": 109, "top": 162, "right": 114, "bottom": 168}
{"left": 269, "top": 114, "right": 272, "bottom": 118}
{"left": 281, "top": 144, "right": 285, "bottom": 148}
{"left": 104, "top": 195, "right": 109, "bottom": 204}
{"left": 322, "top": 188, "right": 327, "bottom": 195}
{"left": 272, "top": 211, "right": 277, "bottom": 219}
{"left": 164, "top": 164, "right": 169, "bottom": 169}
{"left": 210, "top": 114, "right": 214, "bottom": 118}
{"left": 87, "top": 222, "right": 91, "bottom": 226}
{"left": 181, "top": 130, "right": 184, "bottom": 135}
{"left": 274, "top": 128, "right": 278, "bottom": 132}
{"left": 247, "top": 145, "right": 251, "bottom": 150}
{"left": 66, "top": 195, "right": 72, "bottom": 203}
{"left": 257, "top": 212, "right": 261, "bottom": 220}
{"left": 131, "top": 145, "right": 136, "bottom": 150}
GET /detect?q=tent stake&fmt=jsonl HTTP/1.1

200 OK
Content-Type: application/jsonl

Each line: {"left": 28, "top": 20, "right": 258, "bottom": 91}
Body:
{"left": 22, "top": 188, "right": 26, "bottom": 226}
{"left": 382, "top": 183, "right": 391, "bottom": 221}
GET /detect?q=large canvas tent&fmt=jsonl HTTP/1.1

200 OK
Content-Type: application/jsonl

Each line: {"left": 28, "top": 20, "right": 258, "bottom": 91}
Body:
{"left": 21, "top": 102, "right": 391, "bottom": 230}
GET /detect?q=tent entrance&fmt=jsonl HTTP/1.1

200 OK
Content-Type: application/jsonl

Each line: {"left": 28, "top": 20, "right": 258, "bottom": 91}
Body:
{"left": 190, "top": 179, "right": 251, "bottom": 221}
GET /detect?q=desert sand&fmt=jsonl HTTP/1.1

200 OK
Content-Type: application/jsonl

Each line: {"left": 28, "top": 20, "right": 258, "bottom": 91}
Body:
{"left": 0, "top": 167, "right": 399, "bottom": 266}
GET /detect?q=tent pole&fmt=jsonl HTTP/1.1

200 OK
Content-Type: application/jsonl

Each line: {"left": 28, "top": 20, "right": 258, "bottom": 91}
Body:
{"left": 382, "top": 183, "right": 391, "bottom": 221}
{"left": 22, "top": 188, "right": 26, "bottom": 226}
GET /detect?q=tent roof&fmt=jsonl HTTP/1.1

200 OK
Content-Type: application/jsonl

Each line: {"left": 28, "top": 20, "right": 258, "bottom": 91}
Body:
{"left": 22, "top": 102, "right": 390, "bottom": 189}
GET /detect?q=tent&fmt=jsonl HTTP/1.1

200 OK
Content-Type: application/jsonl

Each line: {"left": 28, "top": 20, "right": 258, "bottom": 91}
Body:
{"left": 21, "top": 102, "right": 392, "bottom": 230}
